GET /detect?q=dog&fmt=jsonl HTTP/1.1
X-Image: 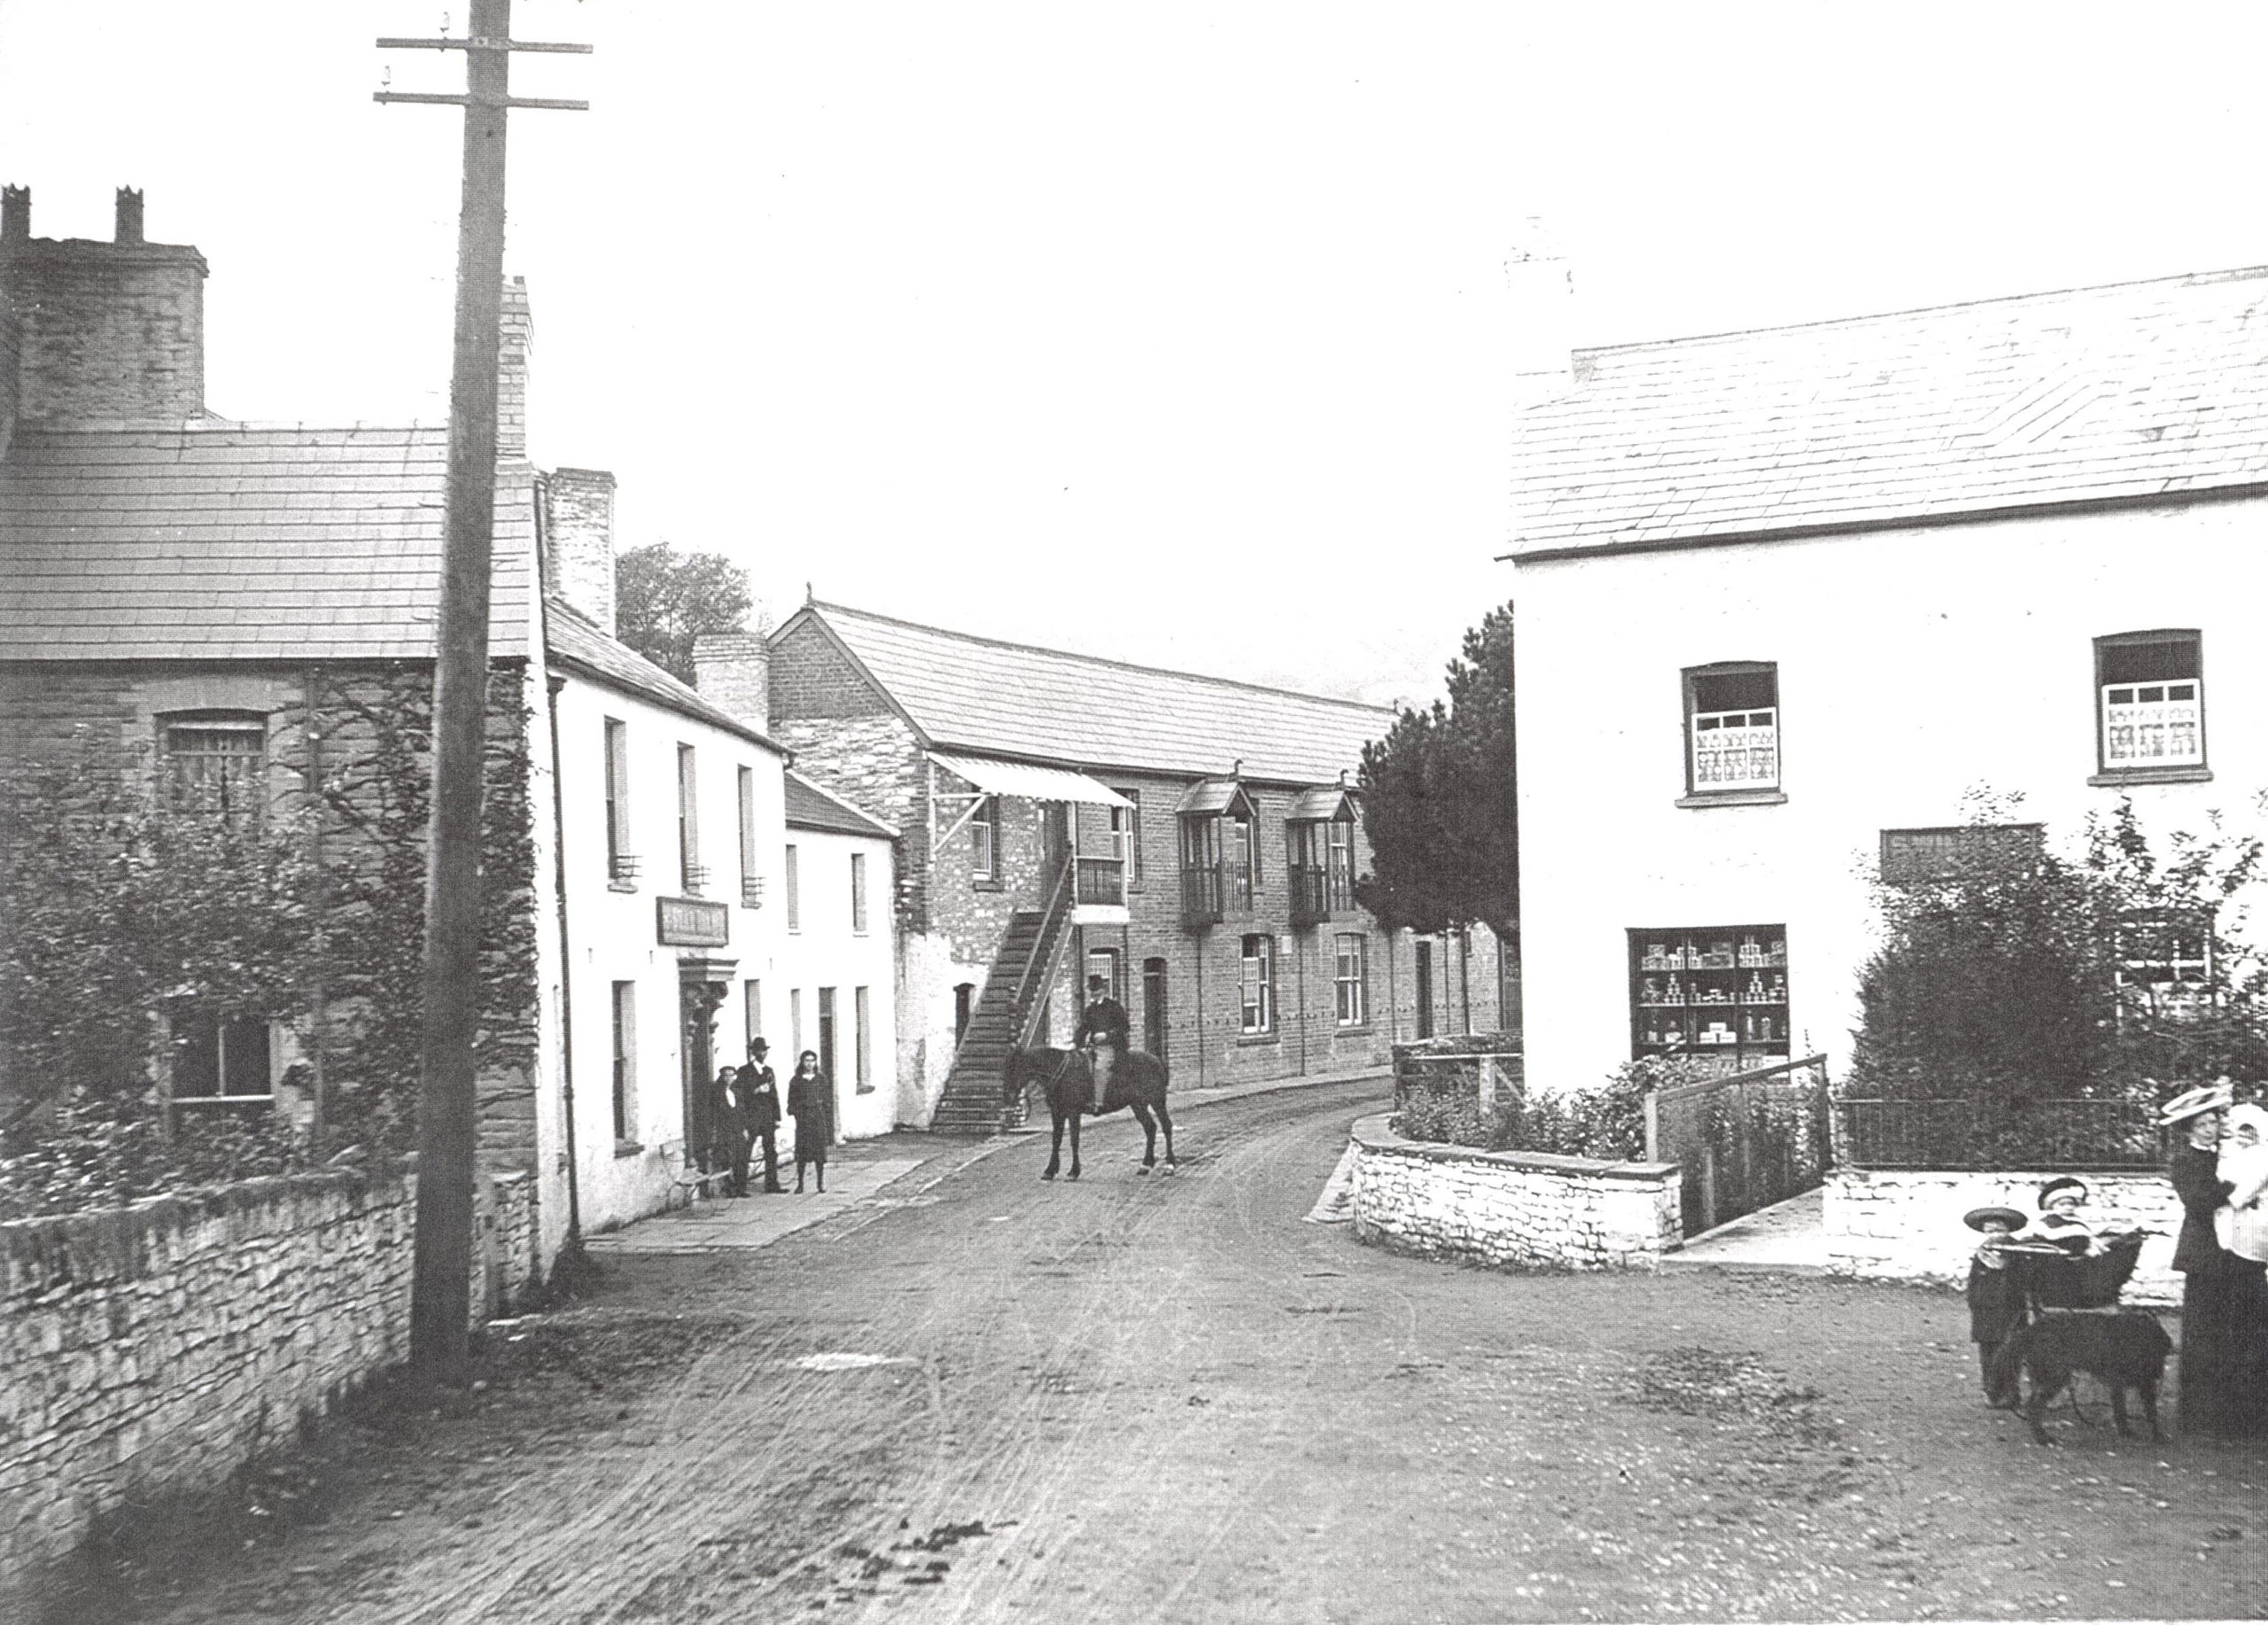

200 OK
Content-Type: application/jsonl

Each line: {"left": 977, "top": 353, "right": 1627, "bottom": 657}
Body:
{"left": 1989, "top": 1310, "right": 2171, "bottom": 1446}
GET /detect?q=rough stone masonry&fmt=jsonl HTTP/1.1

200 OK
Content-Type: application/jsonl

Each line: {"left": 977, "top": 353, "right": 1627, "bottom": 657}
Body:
{"left": 0, "top": 1165, "right": 538, "bottom": 1605}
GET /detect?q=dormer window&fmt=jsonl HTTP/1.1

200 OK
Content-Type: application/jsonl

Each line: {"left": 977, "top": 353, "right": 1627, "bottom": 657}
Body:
{"left": 1176, "top": 778, "right": 1259, "bottom": 929}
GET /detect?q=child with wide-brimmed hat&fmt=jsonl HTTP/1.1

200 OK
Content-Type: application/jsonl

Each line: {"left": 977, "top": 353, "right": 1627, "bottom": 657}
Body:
{"left": 1963, "top": 1204, "right": 2029, "bottom": 1408}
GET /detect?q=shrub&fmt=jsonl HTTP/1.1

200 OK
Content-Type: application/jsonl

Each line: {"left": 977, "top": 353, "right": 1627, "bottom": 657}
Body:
{"left": 1849, "top": 792, "right": 2268, "bottom": 1110}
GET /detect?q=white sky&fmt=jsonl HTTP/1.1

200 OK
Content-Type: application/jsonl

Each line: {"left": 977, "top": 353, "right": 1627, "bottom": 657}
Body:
{"left": 5, "top": 3, "right": 2266, "bottom": 709}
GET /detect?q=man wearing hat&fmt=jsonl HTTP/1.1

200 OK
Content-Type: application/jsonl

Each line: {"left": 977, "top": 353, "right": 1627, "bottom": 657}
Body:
{"left": 2160, "top": 1078, "right": 2267, "bottom": 1438}
{"left": 1072, "top": 972, "right": 1130, "bottom": 1116}
{"left": 739, "top": 1038, "right": 783, "bottom": 1194}
{"left": 1963, "top": 1204, "right": 2029, "bottom": 1407}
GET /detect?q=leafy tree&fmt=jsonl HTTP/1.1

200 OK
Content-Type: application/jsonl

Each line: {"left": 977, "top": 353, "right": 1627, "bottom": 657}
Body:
{"left": 614, "top": 541, "right": 754, "bottom": 682}
{"left": 1355, "top": 601, "right": 1518, "bottom": 945}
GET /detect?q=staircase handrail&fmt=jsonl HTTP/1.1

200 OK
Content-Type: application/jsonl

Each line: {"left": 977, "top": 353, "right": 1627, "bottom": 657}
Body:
{"left": 1011, "top": 854, "right": 1077, "bottom": 1051}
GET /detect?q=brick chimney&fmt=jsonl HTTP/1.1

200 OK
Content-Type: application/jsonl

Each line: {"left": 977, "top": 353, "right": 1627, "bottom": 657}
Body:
{"left": 694, "top": 618, "right": 772, "bottom": 728}
{"left": 498, "top": 276, "right": 532, "bottom": 462}
{"left": 0, "top": 185, "right": 207, "bottom": 424}
{"left": 542, "top": 467, "right": 617, "bottom": 634}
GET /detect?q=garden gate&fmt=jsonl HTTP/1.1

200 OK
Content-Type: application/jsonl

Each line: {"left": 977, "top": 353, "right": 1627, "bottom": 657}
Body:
{"left": 1645, "top": 1054, "right": 1830, "bottom": 1237}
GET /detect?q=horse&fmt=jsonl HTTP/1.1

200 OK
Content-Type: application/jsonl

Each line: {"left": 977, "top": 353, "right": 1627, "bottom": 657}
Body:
{"left": 1003, "top": 1045, "right": 1176, "bottom": 1181}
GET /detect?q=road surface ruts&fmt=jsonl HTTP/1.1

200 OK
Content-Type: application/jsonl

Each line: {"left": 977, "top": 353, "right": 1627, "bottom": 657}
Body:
{"left": 128, "top": 1077, "right": 2268, "bottom": 1625}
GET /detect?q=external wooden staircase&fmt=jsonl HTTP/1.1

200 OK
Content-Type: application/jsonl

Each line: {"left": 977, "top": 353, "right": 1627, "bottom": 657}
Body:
{"left": 928, "top": 861, "right": 1076, "bottom": 1135}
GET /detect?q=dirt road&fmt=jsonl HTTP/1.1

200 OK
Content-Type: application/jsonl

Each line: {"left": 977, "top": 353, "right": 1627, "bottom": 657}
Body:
{"left": 78, "top": 1079, "right": 2268, "bottom": 1623}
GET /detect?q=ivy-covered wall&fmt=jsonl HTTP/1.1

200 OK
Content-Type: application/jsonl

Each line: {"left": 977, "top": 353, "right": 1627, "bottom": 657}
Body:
{"left": 0, "top": 659, "right": 542, "bottom": 1198}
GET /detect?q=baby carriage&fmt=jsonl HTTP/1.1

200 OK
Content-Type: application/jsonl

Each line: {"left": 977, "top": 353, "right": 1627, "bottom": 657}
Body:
{"left": 1998, "top": 1228, "right": 2150, "bottom": 1311}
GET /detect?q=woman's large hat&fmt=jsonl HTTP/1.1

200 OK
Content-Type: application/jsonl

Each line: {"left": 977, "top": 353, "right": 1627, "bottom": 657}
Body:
{"left": 2157, "top": 1079, "right": 2235, "bottom": 1126}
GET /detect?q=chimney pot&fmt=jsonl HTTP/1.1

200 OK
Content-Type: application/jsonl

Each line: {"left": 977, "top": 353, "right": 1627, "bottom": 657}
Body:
{"left": 114, "top": 187, "right": 144, "bottom": 245}
{"left": 1, "top": 186, "right": 27, "bottom": 247}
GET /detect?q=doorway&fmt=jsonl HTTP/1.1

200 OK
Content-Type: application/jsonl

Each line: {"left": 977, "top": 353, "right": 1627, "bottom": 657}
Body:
{"left": 1414, "top": 941, "right": 1435, "bottom": 1039}
{"left": 1142, "top": 957, "right": 1168, "bottom": 1056}
{"left": 954, "top": 983, "right": 975, "bottom": 1047}
{"left": 818, "top": 987, "right": 838, "bottom": 1090}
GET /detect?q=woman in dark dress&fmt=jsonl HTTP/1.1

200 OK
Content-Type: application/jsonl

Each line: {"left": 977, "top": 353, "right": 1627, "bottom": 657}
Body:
{"left": 788, "top": 1049, "right": 835, "bottom": 1194}
{"left": 2163, "top": 1079, "right": 2268, "bottom": 1440}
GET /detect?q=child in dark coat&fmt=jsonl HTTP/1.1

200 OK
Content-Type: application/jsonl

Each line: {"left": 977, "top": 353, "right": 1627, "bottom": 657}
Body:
{"left": 1965, "top": 1205, "right": 2028, "bottom": 1408}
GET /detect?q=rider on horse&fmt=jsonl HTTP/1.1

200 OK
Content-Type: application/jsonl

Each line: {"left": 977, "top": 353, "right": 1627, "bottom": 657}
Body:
{"left": 1073, "top": 973, "right": 1130, "bottom": 1115}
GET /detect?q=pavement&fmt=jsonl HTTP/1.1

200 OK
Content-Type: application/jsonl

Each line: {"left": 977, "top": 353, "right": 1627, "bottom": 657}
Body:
{"left": 1662, "top": 1184, "right": 1830, "bottom": 1272}
{"left": 584, "top": 1061, "right": 1394, "bottom": 1255}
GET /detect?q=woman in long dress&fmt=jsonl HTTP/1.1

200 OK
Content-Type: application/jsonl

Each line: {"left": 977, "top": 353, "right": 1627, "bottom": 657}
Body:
{"left": 2163, "top": 1080, "right": 2268, "bottom": 1439}
{"left": 788, "top": 1049, "right": 835, "bottom": 1194}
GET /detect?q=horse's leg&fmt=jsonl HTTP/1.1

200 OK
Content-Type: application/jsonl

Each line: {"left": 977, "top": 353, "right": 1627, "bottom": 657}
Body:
{"left": 1131, "top": 1101, "right": 1156, "bottom": 1170}
{"left": 1043, "top": 1103, "right": 1063, "bottom": 1180}
{"left": 1067, "top": 1104, "right": 1083, "bottom": 1181}
{"left": 1156, "top": 1099, "right": 1176, "bottom": 1169}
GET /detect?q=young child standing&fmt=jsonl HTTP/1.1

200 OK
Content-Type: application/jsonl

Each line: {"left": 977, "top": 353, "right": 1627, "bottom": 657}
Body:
{"left": 1964, "top": 1205, "right": 2028, "bottom": 1408}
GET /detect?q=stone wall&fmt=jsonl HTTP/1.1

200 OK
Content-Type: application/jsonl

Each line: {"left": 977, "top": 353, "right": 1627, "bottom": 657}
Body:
{"left": 1824, "top": 1168, "right": 2184, "bottom": 1305}
{"left": 0, "top": 1165, "right": 538, "bottom": 1603}
{"left": 1348, "top": 1112, "right": 1680, "bottom": 1271}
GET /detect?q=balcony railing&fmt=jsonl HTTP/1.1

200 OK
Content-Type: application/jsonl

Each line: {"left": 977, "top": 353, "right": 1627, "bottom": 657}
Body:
{"left": 1289, "top": 864, "right": 1330, "bottom": 926}
{"left": 608, "top": 851, "right": 641, "bottom": 887}
{"left": 1180, "top": 864, "right": 1223, "bottom": 929}
{"left": 680, "top": 861, "right": 711, "bottom": 895}
{"left": 740, "top": 874, "right": 765, "bottom": 909}
{"left": 1076, "top": 856, "right": 1125, "bottom": 907}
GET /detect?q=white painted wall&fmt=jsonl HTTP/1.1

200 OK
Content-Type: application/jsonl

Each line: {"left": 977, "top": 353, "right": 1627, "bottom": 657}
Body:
{"left": 777, "top": 821, "right": 898, "bottom": 1143}
{"left": 545, "top": 671, "right": 787, "bottom": 1236}
{"left": 1512, "top": 499, "right": 2268, "bottom": 1097}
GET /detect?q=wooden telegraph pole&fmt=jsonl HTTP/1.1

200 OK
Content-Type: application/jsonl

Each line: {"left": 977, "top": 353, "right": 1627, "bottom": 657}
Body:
{"left": 377, "top": 0, "right": 586, "bottom": 1380}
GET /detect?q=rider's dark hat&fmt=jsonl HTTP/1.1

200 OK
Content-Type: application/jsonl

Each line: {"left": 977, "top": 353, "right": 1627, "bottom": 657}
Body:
{"left": 2038, "top": 1176, "right": 2089, "bottom": 1208}
{"left": 1087, "top": 974, "right": 1107, "bottom": 990}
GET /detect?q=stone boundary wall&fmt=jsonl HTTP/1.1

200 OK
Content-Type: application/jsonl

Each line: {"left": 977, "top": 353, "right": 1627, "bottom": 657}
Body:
{"left": 1824, "top": 1168, "right": 2183, "bottom": 1305}
{"left": 1348, "top": 1113, "right": 1680, "bottom": 1271}
{"left": 0, "top": 1166, "right": 539, "bottom": 1602}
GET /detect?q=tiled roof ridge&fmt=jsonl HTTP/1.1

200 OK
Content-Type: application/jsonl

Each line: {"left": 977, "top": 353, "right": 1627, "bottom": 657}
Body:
{"left": 783, "top": 769, "right": 897, "bottom": 837}
{"left": 804, "top": 599, "right": 1394, "bottom": 718}
{"left": 1563, "top": 263, "right": 2268, "bottom": 367}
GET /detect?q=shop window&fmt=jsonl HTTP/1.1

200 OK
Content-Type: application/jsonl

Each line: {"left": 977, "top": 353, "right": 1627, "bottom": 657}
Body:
{"left": 1629, "top": 924, "right": 1790, "bottom": 1069}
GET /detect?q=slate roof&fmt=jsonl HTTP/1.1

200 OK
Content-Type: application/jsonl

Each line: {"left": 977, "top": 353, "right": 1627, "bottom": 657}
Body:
{"left": 788, "top": 602, "right": 1393, "bottom": 787}
{"left": 0, "top": 423, "right": 533, "bottom": 658}
{"left": 545, "top": 600, "right": 783, "bottom": 753}
{"left": 783, "top": 771, "right": 895, "bottom": 839}
{"left": 1508, "top": 266, "right": 2268, "bottom": 558}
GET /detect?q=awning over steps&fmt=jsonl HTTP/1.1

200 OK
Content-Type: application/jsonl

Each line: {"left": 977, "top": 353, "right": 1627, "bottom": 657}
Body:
{"left": 928, "top": 751, "right": 1133, "bottom": 809}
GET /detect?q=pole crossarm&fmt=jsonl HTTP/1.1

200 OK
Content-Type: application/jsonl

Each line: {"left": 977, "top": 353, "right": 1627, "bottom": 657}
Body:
{"left": 374, "top": 91, "right": 591, "bottom": 110}
{"left": 377, "top": 35, "right": 594, "bottom": 52}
